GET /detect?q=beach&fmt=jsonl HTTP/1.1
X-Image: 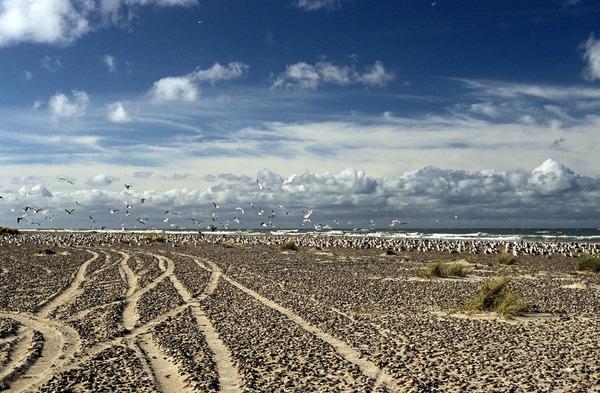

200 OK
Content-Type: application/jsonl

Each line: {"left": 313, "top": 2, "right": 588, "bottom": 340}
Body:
{"left": 0, "top": 232, "right": 599, "bottom": 392}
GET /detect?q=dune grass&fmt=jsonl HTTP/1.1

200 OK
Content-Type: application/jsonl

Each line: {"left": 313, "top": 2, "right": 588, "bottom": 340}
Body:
{"left": 420, "top": 261, "right": 471, "bottom": 279}
{"left": 577, "top": 255, "right": 600, "bottom": 273}
{"left": 143, "top": 235, "right": 166, "bottom": 243}
{"left": 497, "top": 252, "right": 518, "bottom": 265}
{"left": 0, "top": 227, "right": 20, "bottom": 235}
{"left": 281, "top": 239, "right": 299, "bottom": 251}
{"left": 466, "top": 276, "right": 527, "bottom": 318}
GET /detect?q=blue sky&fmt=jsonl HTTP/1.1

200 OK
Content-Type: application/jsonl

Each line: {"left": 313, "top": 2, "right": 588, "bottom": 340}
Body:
{"left": 2, "top": 0, "right": 600, "bottom": 229}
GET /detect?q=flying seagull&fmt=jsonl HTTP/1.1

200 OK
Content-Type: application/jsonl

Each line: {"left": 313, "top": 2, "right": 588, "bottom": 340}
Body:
{"left": 256, "top": 179, "right": 271, "bottom": 191}
{"left": 64, "top": 208, "right": 75, "bottom": 215}
{"left": 124, "top": 184, "right": 133, "bottom": 190}
{"left": 57, "top": 176, "right": 74, "bottom": 185}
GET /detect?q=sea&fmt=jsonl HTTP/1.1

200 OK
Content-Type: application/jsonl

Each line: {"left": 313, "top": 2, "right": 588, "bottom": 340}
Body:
{"left": 21, "top": 228, "right": 600, "bottom": 242}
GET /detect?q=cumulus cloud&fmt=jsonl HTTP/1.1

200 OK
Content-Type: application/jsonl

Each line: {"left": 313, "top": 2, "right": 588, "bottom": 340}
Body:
{"left": 193, "top": 62, "right": 249, "bottom": 83}
{"left": 151, "top": 76, "right": 199, "bottom": 102}
{"left": 18, "top": 184, "right": 53, "bottom": 197}
{"left": 106, "top": 101, "right": 131, "bottom": 123}
{"left": 3, "top": 160, "right": 600, "bottom": 228}
{"left": 87, "top": 173, "right": 118, "bottom": 186}
{"left": 103, "top": 54, "right": 116, "bottom": 72}
{"left": 295, "top": 0, "right": 341, "bottom": 11}
{"left": 48, "top": 90, "right": 89, "bottom": 119}
{"left": 0, "top": 0, "right": 196, "bottom": 47}
{"left": 581, "top": 33, "right": 600, "bottom": 81}
{"left": 272, "top": 60, "right": 395, "bottom": 90}
{"left": 528, "top": 159, "right": 576, "bottom": 194}
{"left": 151, "top": 62, "right": 248, "bottom": 102}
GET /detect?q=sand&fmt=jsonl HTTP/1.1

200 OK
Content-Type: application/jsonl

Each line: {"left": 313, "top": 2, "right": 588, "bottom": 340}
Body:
{"left": 0, "top": 232, "right": 599, "bottom": 392}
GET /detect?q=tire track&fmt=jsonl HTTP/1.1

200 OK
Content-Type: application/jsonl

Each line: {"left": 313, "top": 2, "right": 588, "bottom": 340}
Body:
{"left": 175, "top": 252, "right": 401, "bottom": 392}
{"left": 135, "top": 334, "right": 194, "bottom": 393}
{"left": 155, "top": 253, "right": 241, "bottom": 393}
{"left": 0, "top": 312, "right": 80, "bottom": 393}
{"left": 37, "top": 250, "right": 99, "bottom": 318}
{"left": 121, "top": 251, "right": 171, "bottom": 331}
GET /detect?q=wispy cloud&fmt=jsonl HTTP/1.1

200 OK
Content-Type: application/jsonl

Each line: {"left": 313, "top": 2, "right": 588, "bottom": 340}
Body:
{"left": 581, "top": 33, "right": 600, "bottom": 81}
{"left": 151, "top": 62, "right": 249, "bottom": 102}
{"left": 103, "top": 54, "right": 117, "bottom": 73}
{"left": 295, "top": 0, "right": 341, "bottom": 11}
{"left": 272, "top": 60, "right": 395, "bottom": 90}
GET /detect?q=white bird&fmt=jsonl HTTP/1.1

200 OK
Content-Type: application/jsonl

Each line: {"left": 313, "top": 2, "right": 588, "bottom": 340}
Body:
{"left": 303, "top": 210, "right": 313, "bottom": 220}
{"left": 212, "top": 202, "right": 220, "bottom": 209}
{"left": 235, "top": 207, "right": 245, "bottom": 215}
{"left": 256, "top": 179, "right": 271, "bottom": 191}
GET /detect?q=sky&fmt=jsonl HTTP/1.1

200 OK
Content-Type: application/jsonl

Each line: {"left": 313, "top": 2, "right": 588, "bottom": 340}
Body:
{"left": 1, "top": 0, "right": 600, "bottom": 229}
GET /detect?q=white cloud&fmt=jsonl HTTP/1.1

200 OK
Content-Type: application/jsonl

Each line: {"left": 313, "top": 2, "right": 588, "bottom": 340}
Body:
{"left": 0, "top": 0, "right": 89, "bottom": 46}
{"left": 87, "top": 173, "right": 118, "bottom": 186}
{"left": 581, "top": 33, "right": 600, "bottom": 81}
{"left": 41, "top": 55, "right": 61, "bottom": 72}
{"left": 295, "top": 0, "right": 340, "bottom": 11}
{"left": 272, "top": 60, "right": 395, "bottom": 90}
{"left": 529, "top": 158, "right": 575, "bottom": 194}
{"left": 460, "top": 78, "right": 600, "bottom": 100}
{"left": 357, "top": 61, "right": 396, "bottom": 87}
{"left": 151, "top": 76, "right": 199, "bottom": 102}
{"left": 469, "top": 102, "right": 500, "bottom": 117}
{"left": 150, "top": 62, "right": 248, "bottom": 102}
{"left": 48, "top": 90, "right": 89, "bottom": 119}
{"left": 106, "top": 101, "right": 130, "bottom": 123}
{"left": 103, "top": 54, "right": 117, "bottom": 73}
{"left": 18, "top": 183, "right": 53, "bottom": 197}
{"left": 0, "top": 0, "right": 196, "bottom": 47}
{"left": 3, "top": 160, "right": 600, "bottom": 228}
{"left": 192, "top": 62, "right": 249, "bottom": 83}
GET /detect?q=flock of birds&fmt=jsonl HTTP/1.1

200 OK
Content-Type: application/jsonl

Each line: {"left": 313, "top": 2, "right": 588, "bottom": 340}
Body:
{"left": 3, "top": 176, "right": 409, "bottom": 231}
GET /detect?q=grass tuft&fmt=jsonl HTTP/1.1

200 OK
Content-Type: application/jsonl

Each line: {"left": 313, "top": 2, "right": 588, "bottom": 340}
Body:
{"left": 0, "top": 227, "right": 20, "bottom": 235}
{"left": 577, "top": 255, "right": 600, "bottom": 273}
{"left": 143, "top": 235, "right": 166, "bottom": 243}
{"left": 466, "top": 276, "right": 527, "bottom": 318}
{"left": 281, "top": 239, "right": 299, "bottom": 251}
{"left": 420, "top": 261, "right": 471, "bottom": 278}
{"left": 497, "top": 252, "right": 517, "bottom": 265}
